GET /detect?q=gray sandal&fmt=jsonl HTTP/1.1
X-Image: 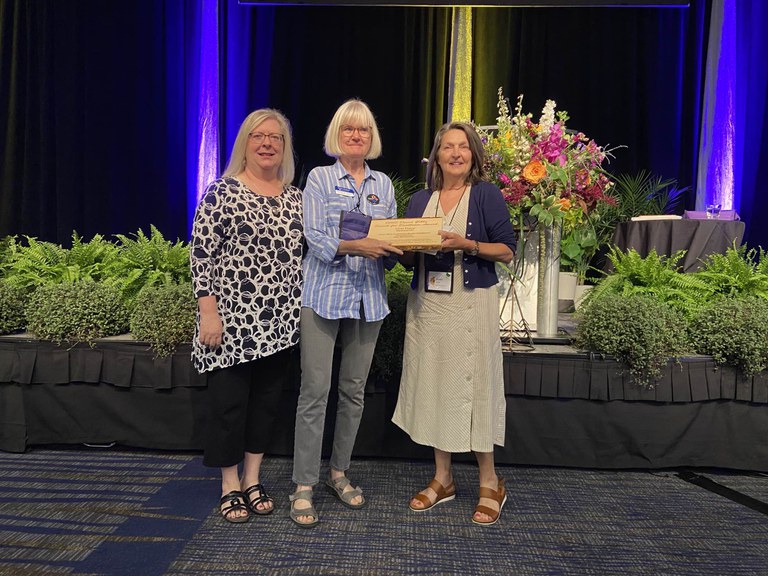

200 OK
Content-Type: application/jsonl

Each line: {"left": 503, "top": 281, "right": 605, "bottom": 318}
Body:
{"left": 325, "top": 476, "right": 366, "bottom": 509}
{"left": 289, "top": 489, "right": 319, "bottom": 528}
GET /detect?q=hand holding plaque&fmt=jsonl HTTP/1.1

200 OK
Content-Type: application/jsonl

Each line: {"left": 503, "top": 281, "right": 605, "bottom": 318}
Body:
{"left": 366, "top": 217, "right": 443, "bottom": 251}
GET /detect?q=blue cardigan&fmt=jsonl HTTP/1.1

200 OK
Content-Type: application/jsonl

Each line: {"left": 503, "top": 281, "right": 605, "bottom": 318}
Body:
{"left": 405, "top": 181, "right": 517, "bottom": 289}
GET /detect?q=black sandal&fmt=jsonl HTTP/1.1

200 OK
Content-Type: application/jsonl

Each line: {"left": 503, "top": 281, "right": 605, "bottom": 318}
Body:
{"left": 244, "top": 483, "right": 274, "bottom": 515}
{"left": 220, "top": 490, "right": 250, "bottom": 523}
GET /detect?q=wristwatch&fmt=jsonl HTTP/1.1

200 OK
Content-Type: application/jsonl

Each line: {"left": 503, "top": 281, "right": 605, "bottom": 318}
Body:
{"left": 468, "top": 240, "right": 480, "bottom": 256}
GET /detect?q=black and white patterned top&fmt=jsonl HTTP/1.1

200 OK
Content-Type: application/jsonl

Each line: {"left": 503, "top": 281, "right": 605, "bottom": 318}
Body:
{"left": 190, "top": 177, "right": 303, "bottom": 373}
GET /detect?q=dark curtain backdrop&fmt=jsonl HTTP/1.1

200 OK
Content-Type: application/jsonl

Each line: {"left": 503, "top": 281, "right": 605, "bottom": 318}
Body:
{"left": 5, "top": 0, "right": 766, "bottom": 248}
{"left": 0, "top": 0, "right": 197, "bottom": 244}
{"left": 471, "top": 4, "right": 709, "bottom": 191}
{"left": 255, "top": 6, "right": 453, "bottom": 187}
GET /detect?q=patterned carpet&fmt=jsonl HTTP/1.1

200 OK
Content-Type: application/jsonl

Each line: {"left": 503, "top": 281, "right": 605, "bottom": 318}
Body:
{"left": 1, "top": 448, "right": 767, "bottom": 576}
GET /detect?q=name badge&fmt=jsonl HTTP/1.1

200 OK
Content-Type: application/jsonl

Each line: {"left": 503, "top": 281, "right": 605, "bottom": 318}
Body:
{"left": 423, "top": 252, "right": 454, "bottom": 293}
{"left": 426, "top": 271, "right": 453, "bottom": 292}
{"left": 335, "top": 186, "right": 355, "bottom": 197}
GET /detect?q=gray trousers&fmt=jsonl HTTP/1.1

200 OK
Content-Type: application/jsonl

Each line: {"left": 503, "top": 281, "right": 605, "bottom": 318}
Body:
{"left": 292, "top": 307, "right": 383, "bottom": 486}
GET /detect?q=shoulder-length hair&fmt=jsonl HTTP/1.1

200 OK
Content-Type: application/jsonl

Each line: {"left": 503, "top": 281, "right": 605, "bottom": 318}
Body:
{"left": 222, "top": 108, "right": 296, "bottom": 185}
{"left": 425, "top": 122, "right": 485, "bottom": 191}
{"left": 323, "top": 99, "right": 383, "bottom": 160}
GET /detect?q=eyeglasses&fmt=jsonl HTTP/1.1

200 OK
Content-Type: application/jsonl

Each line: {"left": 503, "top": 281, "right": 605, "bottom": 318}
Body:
{"left": 248, "top": 132, "right": 284, "bottom": 144}
{"left": 341, "top": 126, "right": 371, "bottom": 138}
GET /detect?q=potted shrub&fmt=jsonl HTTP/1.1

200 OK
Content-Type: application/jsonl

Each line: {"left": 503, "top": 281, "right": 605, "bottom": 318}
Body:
{"left": 25, "top": 280, "right": 130, "bottom": 345}
{"left": 130, "top": 282, "right": 196, "bottom": 357}
{"left": 0, "top": 279, "right": 25, "bottom": 335}
{"left": 574, "top": 292, "right": 690, "bottom": 387}
{"left": 688, "top": 297, "right": 768, "bottom": 377}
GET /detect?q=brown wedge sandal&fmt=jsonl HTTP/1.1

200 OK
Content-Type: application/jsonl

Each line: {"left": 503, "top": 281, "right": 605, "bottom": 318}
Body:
{"left": 409, "top": 478, "right": 456, "bottom": 512}
{"left": 472, "top": 477, "right": 507, "bottom": 526}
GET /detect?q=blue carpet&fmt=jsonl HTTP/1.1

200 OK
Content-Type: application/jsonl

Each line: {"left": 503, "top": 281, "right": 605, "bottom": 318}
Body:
{"left": 1, "top": 449, "right": 767, "bottom": 575}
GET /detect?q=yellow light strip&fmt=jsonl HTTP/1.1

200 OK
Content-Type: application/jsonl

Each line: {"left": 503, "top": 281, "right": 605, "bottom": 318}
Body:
{"left": 447, "top": 7, "right": 473, "bottom": 122}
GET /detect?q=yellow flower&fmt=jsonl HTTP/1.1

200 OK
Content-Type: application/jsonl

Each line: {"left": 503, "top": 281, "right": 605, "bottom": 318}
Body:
{"left": 522, "top": 160, "right": 546, "bottom": 184}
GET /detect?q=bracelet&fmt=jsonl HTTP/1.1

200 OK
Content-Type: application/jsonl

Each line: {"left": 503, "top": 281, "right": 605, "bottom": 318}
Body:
{"left": 468, "top": 240, "right": 480, "bottom": 256}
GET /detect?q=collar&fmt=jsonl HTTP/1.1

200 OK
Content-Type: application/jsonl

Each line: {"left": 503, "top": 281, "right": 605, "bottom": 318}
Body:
{"left": 332, "top": 159, "right": 376, "bottom": 184}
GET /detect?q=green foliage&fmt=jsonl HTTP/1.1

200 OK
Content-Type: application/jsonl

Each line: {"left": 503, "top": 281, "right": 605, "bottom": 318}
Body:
{"left": 130, "top": 283, "right": 196, "bottom": 357}
{"left": 602, "top": 170, "right": 686, "bottom": 222}
{"left": 1, "top": 236, "right": 69, "bottom": 291}
{"left": 560, "top": 225, "right": 598, "bottom": 283}
{"left": 112, "top": 225, "right": 191, "bottom": 309}
{"left": 694, "top": 245, "right": 768, "bottom": 299}
{"left": 1, "top": 233, "right": 120, "bottom": 291}
{"left": 574, "top": 293, "right": 690, "bottom": 387}
{"left": 591, "top": 171, "right": 688, "bottom": 268}
{"left": 390, "top": 175, "right": 423, "bottom": 219}
{"left": 0, "top": 236, "right": 14, "bottom": 276}
{"left": 25, "top": 281, "right": 129, "bottom": 345}
{"left": 588, "top": 246, "right": 714, "bottom": 317}
{"left": 0, "top": 280, "right": 26, "bottom": 335}
{"left": 689, "top": 297, "right": 768, "bottom": 376}
{"left": 371, "top": 264, "right": 413, "bottom": 382}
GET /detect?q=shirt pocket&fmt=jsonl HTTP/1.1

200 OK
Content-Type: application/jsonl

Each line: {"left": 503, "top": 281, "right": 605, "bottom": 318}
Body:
{"left": 369, "top": 203, "right": 390, "bottom": 221}
{"left": 325, "top": 194, "right": 356, "bottom": 229}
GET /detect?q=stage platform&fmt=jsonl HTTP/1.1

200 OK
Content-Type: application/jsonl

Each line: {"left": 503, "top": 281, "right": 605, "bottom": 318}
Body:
{"left": 1, "top": 328, "right": 767, "bottom": 472}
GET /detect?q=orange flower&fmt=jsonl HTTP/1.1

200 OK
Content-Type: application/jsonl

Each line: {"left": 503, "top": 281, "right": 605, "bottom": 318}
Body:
{"left": 557, "top": 198, "right": 572, "bottom": 211}
{"left": 522, "top": 160, "right": 546, "bottom": 184}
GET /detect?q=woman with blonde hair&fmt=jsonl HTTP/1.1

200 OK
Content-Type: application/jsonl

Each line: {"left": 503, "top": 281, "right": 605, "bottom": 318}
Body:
{"left": 290, "top": 99, "right": 402, "bottom": 527}
{"left": 191, "top": 108, "right": 303, "bottom": 523}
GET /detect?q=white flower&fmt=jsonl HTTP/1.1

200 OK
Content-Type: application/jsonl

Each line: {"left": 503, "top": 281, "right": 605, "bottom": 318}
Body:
{"left": 539, "top": 100, "right": 557, "bottom": 132}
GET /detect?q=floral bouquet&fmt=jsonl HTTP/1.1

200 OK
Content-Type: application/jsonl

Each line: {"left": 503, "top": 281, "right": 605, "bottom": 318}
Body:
{"left": 480, "top": 88, "right": 617, "bottom": 228}
{"left": 479, "top": 88, "right": 620, "bottom": 282}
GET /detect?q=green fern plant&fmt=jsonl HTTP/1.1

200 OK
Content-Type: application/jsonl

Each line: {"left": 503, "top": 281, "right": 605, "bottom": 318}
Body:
{"left": 2, "top": 233, "right": 120, "bottom": 291}
{"left": 585, "top": 246, "right": 714, "bottom": 317}
{"left": 694, "top": 245, "right": 768, "bottom": 299}
{"left": 1, "top": 236, "right": 68, "bottom": 291}
{"left": 112, "top": 225, "right": 191, "bottom": 309}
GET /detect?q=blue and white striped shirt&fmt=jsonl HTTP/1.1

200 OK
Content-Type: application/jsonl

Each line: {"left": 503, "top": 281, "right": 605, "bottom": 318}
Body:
{"left": 301, "top": 160, "right": 397, "bottom": 322}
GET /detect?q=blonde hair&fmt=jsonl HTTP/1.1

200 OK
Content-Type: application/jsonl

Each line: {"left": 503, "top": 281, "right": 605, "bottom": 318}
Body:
{"left": 426, "top": 122, "right": 485, "bottom": 191}
{"left": 222, "top": 108, "right": 295, "bottom": 184}
{"left": 323, "top": 99, "right": 382, "bottom": 159}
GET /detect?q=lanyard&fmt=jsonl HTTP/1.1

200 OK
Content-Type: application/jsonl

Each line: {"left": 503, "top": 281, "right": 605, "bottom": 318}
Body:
{"left": 347, "top": 176, "right": 367, "bottom": 213}
{"left": 434, "top": 184, "right": 468, "bottom": 227}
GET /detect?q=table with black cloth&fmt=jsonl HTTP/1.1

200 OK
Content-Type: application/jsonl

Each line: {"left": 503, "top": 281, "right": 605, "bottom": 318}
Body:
{"left": 2, "top": 336, "right": 768, "bottom": 472}
{"left": 610, "top": 218, "right": 746, "bottom": 272}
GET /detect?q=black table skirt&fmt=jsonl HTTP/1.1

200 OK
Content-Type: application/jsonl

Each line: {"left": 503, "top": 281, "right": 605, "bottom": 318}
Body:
{"left": 1, "top": 338, "right": 767, "bottom": 471}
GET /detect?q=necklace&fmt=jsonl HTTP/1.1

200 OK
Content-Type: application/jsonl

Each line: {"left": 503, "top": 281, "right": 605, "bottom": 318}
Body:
{"left": 268, "top": 195, "right": 282, "bottom": 218}
{"left": 238, "top": 172, "right": 283, "bottom": 217}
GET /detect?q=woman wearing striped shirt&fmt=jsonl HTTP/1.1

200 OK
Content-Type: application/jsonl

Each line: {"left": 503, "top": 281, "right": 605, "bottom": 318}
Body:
{"left": 290, "top": 99, "right": 402, "bottom": 528}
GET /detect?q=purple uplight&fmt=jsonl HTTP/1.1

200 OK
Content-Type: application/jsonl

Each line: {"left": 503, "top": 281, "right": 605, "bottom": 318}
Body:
{"left": 698, "top": 0, "right": 735, "bottom": 212}
{"left": 191, "top": 0, "right": 221, "bottom": 229}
